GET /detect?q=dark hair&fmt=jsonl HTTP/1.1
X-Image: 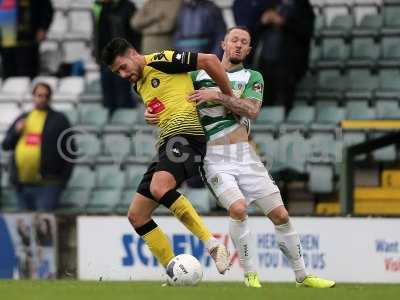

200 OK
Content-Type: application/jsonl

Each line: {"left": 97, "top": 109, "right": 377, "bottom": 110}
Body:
{"left": 101, "top": 38, "right": 134, "bottom": 66}
{"left": 225, "top": 26, "right": 252, "bottom": 39}
{"left": 32, "top": 82, "right": 52, "bottom": 99}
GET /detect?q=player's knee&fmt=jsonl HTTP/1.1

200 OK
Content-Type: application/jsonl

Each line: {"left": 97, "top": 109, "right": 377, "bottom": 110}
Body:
{"left": 269, "top": 208, "right": 289, "bottom": 225}
{"left": 127, "top": 208, "right": 147, "bottom": 228}
{"left": 149, "top": 183, "right": 169, "bottom": 201}
{"left": 229, "top": 200, "right": 248, "bottom": 220}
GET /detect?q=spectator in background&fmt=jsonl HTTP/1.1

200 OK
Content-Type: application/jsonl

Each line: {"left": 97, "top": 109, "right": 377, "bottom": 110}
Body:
{"left": 173, "top": 0, "right": 226, "bottom": 58}
{"left": 131, "top": 0, "right": 182, "bottom": 53}
{"left": 1, "top": 83, "right": 76, "bottom": 211}
{"left": 93, "top": 0, "right": 142, "bottom": 113}
{"left": 0, "top": 0, "right": 54, "bottom": 79}
{"left": 257, "top": 0, "right": 314, "bottom": 111}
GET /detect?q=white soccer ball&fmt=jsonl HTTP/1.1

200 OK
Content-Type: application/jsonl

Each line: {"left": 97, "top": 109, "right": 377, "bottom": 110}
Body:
{"left": 166, "top": 254, "right": 203, "bottom": 286}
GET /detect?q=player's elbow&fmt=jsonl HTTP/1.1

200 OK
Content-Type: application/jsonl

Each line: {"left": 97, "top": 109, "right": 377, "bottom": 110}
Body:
{"left": 197, "top": 53, "right": 219, "bottom": 70}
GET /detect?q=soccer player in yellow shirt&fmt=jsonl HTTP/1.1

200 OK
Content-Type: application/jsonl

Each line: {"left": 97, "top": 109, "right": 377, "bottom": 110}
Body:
{"left": 101, "top": 38, "right": 233, "bottom": 275}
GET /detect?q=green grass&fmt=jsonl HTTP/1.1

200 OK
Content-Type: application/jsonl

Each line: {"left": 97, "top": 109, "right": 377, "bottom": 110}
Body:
{"left": 0, "top": 281, "right": 399, "bottom": 300}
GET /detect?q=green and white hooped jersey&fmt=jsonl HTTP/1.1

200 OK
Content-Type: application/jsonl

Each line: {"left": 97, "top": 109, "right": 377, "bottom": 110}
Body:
{"left": 191, "top": 67, "right": 264, "bottom": 141}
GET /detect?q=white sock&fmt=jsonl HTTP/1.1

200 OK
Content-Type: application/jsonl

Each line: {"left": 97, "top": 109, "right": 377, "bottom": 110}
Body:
{"left": 275, "top": 221, "right": 307, "bottom": 282}
{"left": 229, "top": 217, "right": 255, "bottom": 274}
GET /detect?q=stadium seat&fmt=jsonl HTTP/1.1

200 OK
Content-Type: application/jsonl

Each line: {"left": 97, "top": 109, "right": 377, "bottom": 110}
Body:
{"left": 40, "top": 40, "right": 62, "bottom": 74}
{"left": 310, "top": 106, "right": 346, "bottom": 131}
{"left": 379, "top": 37, "right": 400, "bottom": 68}
{"left": 0, "top": 103, "right": 21, "bottom": 132}
{"left": 67, "top": 166, "right": 96, "bottom": 189}
{"left": 1, "top": 168, "right": 10, "bottom": 189}
{"left": 315, "top": 70, "right": 345, "bottom": 99}
{"left": 183, "top": 188, "right": 211, "bottom": 213}
{"left": 277, "top": 133, "right": 308, "bottom": 173}
{"left": 132, "top": 133, "right": 157, "bottom": 159}
{"left": 0, "top": 188, "right": 19, "bottom": 212}
{"left": 125, "top": 165, "right": 148, "bottom": 189}
{"left": 86, "top": 189, "right": 122, "bottom": 214}
{"left": 114, "top": 188, "right": 136, "bottom": 214}
{"left": 253, "top": 106, "right": 285, "bottom": 132}
{"left": 307, "top": 163, "right": 334, "bottom": 193}
{"left": 58, "top": 188, "right": 91, "bottom": 213}
{"left": 78, "top": 104, "right": 108, "bottom": 132}
{"left": 104, "top": 109, "right": 138, "bottom": 133}
{"left": 352, "top": 13, "right": 383, "bottom": 38}
{"left": 346, "top": 100, "right": 376, "bottom": 119}
{"left": 307, "top": 133, "right": 338, "bottom": 163}
{"left": 252, "top": 133, "right": 279, "bottom": 169}
{"left": 347, "top": 38, "right": 379, "bottom": 68}
{"left": 53, "top": 76, "right": 85, "bottom": 102}
{"left": 345, "top": 70, "right": 378, "bottom": 99}
{"left": 66, "top": 10, "right": 93, "bottom": 40}
{"left": 317, "top": 38, "right": 349, "bottom": 68}
{"left": 75, "top": 133, "right": 101, "bottom": 163}
{"left": 309, "top": 43, "right": 321, "bottom": 69}
{"left": 313, "top": 15, "right": 325, "bottom": 38}
{"left": 31, "top": 76, "right": 59, "bottom": 93}
{"left": 61, "top": 41, "right": 91, "bottom": 64}
{"left": 95, "top": 165, "right": 126, "bottom": 189}
{"left": 375, "top": 99, "right": 400, "bottom": 119}
{"left": 47, "top": 10, "right": 68, "bottom": 40}
{"left": 322, "top": 14, "right": 354, "bottom": 38}
{"left": 375, "top": 70, "right": 400, "bottom": 99}
{"left": 100, "top": 134, "right": 132, "bottom": 164}
{"left": 280, "top": 106, "right": 315, "bottom": 132}
{"left": 62, "top": 108, "right": 79, "bottom": 125}
{"left": 370, "top": 133, "right": 397, "bottom": 161}
{"left": 341, "top": 131, "right": 367, "bottom": 161}
{"left": 0, "top": 77, "right": 31, "bottom": 103}
{"left": 383, "top": 5, "right": 400, "bottom": 32}
{"left": 80, "top": 77, "right": 102, "bottom": 102}
{"left": 70, "top": 0, "right": 93, "bottom": 9}
{"left": 295, "top": 75, "right": 317, "bottom": 99}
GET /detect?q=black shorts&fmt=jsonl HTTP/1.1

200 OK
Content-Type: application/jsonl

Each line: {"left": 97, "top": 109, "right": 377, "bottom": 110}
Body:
{"left": 137, "top": 134, "right": 207, "bottom": 199}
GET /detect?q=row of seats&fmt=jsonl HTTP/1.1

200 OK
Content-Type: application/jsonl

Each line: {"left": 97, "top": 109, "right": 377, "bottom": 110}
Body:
{"left": 47, "top": 9, "right": 93, "bottom": 41}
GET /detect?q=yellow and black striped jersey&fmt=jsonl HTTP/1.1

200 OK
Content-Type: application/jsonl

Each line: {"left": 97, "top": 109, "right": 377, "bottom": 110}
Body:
{"left": 136, "top": 50, "right": 204, "bottom": 143}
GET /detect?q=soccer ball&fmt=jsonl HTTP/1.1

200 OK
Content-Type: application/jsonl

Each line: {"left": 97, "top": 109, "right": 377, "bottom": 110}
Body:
{"left": 165, "top": 254, "right": 203, "bottom": 286}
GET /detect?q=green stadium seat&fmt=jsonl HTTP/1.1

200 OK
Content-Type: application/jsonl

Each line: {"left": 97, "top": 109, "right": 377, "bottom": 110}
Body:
{"left": 280, "top": 106, "right": 315, "bottom": 132}
{"left": 115, "top": 188, "right": 136, "bottom": 214}
{"left": 370, "top": 133, "right": 397, "bottom": 162}
{"left": 307, "top": 133, "right": 338, "bottom": 163}
{"left": 345, "top": 70, "right": 378, "bottom": 99}
{"left": 277, "top": 133, "right": 308, "bottom": 173}
{"left": 296, "top": 75, "right": 317, "bottom": 99}
{"left": 346, "top": 100, "right": 376, "bottom": 119}
{"left": 99, "top": 134, "right": 131, "bottom": 164}
{"left": 375, "top": 70, "right": 400, "bottom": 98}
{"left": 379, "top": 38, "right": 400, "bottom": 68}
{"left": 183, "top": 188, "right": 211, "bottom": 213}
{"left": 58, "top": 188, "right": 91, "bottom": 213}
{"left": 315, "top": 70, "right": 345, "bottom": 99}
{"left": 313, "top": 15, "right": 325, "bottom": 38}
{"left": 352, "top": 14, "right": 383, "bottom": 38}
{"left": 322, "top": 14, "right": 354, "bottom": 38}
{"left": 252, "top": 133, "right": 278, "bottom": 165}
{"left": 104, "top": 108, "right": 138, "bottom": 133}
{"left": 62, "top": 109, "right": 79, "bottom": 125}
{"left": 86, "top": 188, "right": 122, "bottom": 213}
{"left": 310, "top": 106, "right": 346, "bottom": 131}
{"left": 307, "top": 163, "right": 334, "bottom": 193}
{"left": 75, "top": 133, "right": 101, "bottom": 163}
{"left": 67, "top": 166, "right": 95, "bottom": 189}
{"left": 78, "top": 104, "right": 108, "bottom": 133}
{"left": 375, "top": 99, "right": 400, "bottom": 119}
{"left": 309, "top": 43, "right": 321, "bottom": 69}
{"left": 347, "top": 38, "right": 379, "bottom": 68}
{"left": 341, "top": 131, "right": 367, "bottom": 161}
{"left": 1, "top": 168, "right": 10, "bottom": 189}
{"left": 125, "top": 165, "right": 148, "bottom": 189}
{"left": 317, "top": 38, "right": 349, "bottom": 68}
{"left": 253, "top": 106, "right": 285, "bottom": 131}
{"left": 79, "top": 78, "right": 102, "bottom": 102}
{"left": 132, "top": 133, "right": 157, "bottom": 159}
{"left": 95, "top": 165, "right": 126, "bottom": 189}
{"left": 383, "top": 6, "right": 400, "bottom": 28}
{"left": 1, "top": 188, "right": 19, "bottom": 212}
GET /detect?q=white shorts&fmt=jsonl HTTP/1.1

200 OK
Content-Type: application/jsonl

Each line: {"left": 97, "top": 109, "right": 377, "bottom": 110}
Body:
{"left": 202, "top": 142, "right": 281, "bottom": 210}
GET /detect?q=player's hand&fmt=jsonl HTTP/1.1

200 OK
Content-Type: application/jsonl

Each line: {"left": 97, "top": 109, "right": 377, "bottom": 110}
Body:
{"left": 144, "top": 107, "right": 160, "bottom": 125}
{"left": 15, "top": 119, "right": 26, "bottom": 133}
{"left": 188, "top": 90, "right": 220, "bottom": 105}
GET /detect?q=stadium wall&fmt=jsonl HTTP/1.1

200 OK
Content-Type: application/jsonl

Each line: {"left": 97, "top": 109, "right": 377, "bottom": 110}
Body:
{"left": 78, "top": 216, "right": 400, "bottom": 283}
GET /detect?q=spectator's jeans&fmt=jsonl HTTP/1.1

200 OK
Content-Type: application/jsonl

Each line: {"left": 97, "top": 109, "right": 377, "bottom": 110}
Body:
{"left": 17, "top": 185, "right": 63, "bottom": 212}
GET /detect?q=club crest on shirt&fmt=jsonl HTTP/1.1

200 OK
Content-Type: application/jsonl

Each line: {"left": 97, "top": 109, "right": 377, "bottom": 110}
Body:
{"left": 252, "top": 82, "right": 263, "bottom": 93}
{"left": 152, "top": 51, "right": 167, "bottom": 61}
{"left": 151, "top": 78, "right": 160, "bottom": 88}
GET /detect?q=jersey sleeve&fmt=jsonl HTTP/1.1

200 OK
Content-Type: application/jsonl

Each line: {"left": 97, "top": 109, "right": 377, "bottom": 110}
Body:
{"left": 242, "top": 70, "right": 264, "bottom": 102}
{"left": 145, "top": 50, "right": 198, "bottom": 74}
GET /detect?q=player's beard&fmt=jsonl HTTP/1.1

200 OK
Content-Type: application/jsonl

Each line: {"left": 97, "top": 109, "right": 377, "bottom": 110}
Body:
{"left": 229, "top": 58, "right": 243, "bottom": 65}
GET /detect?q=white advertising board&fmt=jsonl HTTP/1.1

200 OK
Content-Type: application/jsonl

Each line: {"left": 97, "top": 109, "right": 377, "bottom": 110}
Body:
{"left": 78, "top": 216, "right": 400, "bottom": 282}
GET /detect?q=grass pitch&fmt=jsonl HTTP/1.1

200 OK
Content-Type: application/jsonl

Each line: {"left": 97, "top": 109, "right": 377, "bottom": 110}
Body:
{"left": 0, "top": 281, "right": 399, "bottom": 300}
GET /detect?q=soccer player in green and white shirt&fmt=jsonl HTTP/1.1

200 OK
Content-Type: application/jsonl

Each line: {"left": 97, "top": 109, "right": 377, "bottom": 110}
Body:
{"left": 145, "top": 26, "right": 335, "bottom": 288}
